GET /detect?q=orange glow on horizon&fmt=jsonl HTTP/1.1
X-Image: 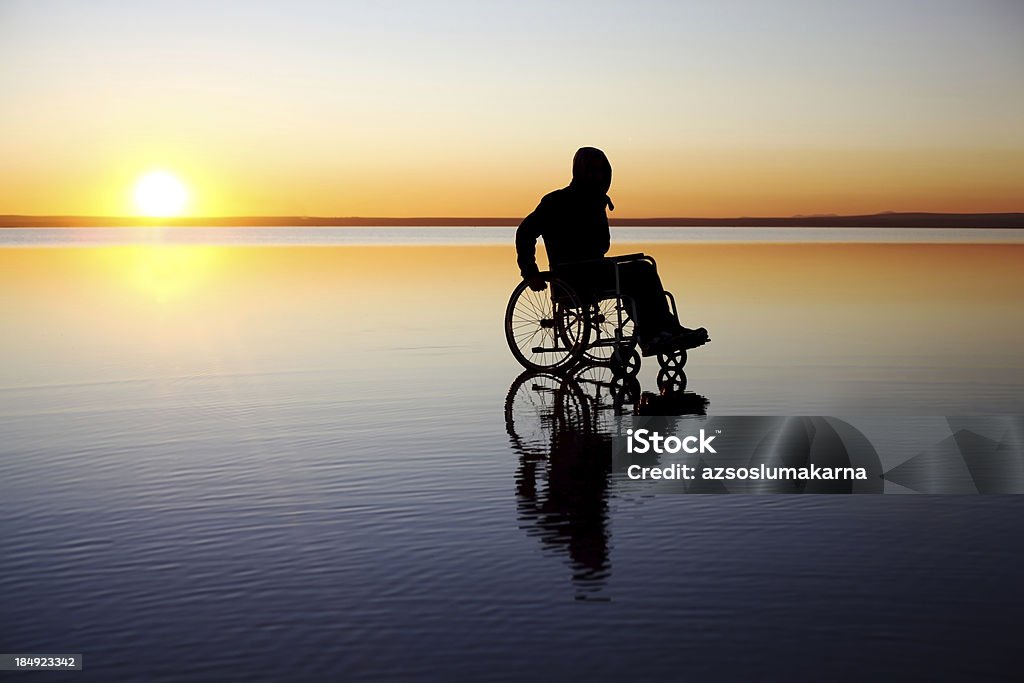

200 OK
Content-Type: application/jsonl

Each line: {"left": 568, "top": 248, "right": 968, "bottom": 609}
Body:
{"left": 1, "top": 3, "right": 1021, "bottom": 219}
{"left": 0, "top": 145, "right": 1019, "bottom": 219}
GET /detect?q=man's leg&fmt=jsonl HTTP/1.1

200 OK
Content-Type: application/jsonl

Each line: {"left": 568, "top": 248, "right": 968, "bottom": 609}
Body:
{"left": 617, "top": 261, "right": 709, "bottom": 353}
{"left": 616, "top": 261, "right": 674, "bottom": 340}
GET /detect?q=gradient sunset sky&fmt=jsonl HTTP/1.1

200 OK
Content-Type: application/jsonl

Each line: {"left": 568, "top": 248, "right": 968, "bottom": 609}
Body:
{"left": 1, "top": 0, "right": 1022, "bottom": 218}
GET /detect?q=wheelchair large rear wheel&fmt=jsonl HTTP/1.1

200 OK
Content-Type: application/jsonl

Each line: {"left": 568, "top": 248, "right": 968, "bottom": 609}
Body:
{"left": 505, "top": 275, "right": 589, "bottom": 372}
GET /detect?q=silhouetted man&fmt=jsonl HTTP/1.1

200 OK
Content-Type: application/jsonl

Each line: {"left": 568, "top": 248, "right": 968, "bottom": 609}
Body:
{"left": 515, "top": 147, "right": 708, "bottom": 355}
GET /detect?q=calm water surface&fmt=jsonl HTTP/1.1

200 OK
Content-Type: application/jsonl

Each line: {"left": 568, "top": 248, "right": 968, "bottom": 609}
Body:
{"left": 1, "top": 228, "right": 1022, "bottom": 681}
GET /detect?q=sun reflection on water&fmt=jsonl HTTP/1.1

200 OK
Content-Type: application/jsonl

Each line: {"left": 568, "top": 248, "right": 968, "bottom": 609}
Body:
{"left": 103, "top": 245, "right": 220, "bottom": 302}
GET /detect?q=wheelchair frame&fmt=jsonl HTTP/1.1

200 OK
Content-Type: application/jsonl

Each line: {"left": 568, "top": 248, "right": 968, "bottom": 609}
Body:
{"left": 504, "top": 253, "right": 687, "bottom": 374}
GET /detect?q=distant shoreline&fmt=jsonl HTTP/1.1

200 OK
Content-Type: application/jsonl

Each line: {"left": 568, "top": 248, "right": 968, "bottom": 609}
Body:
{"left": 1, "top": 212, "right": 1022, "bottom": 228}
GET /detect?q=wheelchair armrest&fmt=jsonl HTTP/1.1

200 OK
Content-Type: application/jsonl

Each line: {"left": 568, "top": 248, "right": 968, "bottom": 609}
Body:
{"left": 607, "top": 252, "right": 648, "bottom": 263}
{"left": 556, "top": 253, "right": 651, "bottom": 268}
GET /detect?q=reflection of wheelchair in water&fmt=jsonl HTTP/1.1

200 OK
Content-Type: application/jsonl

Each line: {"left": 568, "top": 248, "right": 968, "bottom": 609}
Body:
{"left": 504, "top": 367, "right": 639, "bottom": 450}
{"left": 504, "top": 253, "right": 691, "bottom": 375}
{"left": 505, "top": 368, "right": 709, "bottom": 459}
{"left": 503, "top": 370, "right": 710, "bottom": 598}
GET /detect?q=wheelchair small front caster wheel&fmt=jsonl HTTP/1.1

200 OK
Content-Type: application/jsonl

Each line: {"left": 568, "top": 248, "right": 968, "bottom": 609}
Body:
{"left": 657, "top": 348, "right": 687, "bottom": 371}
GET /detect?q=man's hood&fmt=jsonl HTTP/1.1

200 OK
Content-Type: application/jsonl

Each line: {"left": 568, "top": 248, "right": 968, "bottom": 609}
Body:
{"left": 570, "top": 147, "right": 614, "bottom": 210}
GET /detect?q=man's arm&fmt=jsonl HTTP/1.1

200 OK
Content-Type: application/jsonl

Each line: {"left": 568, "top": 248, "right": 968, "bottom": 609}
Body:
{"left": 515, "top": 198, "right": 548, "bottom": 279}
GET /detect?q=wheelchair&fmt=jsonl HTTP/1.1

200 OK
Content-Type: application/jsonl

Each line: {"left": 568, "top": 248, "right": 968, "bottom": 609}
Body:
{"left": 504, "top": 253, "right": 691, "bottom": 375}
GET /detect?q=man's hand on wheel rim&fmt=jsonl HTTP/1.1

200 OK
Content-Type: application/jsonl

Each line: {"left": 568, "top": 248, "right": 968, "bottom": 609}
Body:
{"left": 526, "top": 275, "right": 547, "bottom": 292}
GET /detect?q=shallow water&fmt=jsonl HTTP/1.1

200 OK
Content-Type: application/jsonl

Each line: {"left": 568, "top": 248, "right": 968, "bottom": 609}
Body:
{"left": 1, "top": 230, "right": 1023, "bottom": 681}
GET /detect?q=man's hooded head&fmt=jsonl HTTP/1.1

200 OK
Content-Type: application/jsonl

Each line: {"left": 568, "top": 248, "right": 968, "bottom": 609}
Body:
{"left": 570, "top": 147, "right": 614, "bottom": 210}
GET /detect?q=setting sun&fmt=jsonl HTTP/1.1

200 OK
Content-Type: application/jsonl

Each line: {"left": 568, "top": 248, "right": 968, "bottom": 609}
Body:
{"left": 134, "top": 171, "right": 189, "bottom": 217}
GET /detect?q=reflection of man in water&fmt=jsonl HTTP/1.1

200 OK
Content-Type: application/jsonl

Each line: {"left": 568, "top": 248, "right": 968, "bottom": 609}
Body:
{"left": 515, "top": 147, "right": 709, "bottom": 355}
{"left": 506, "top": 369, "right": 712, "bottom": 598}
{"left": 508, "top": 372, "right": 613, "bottom": 598}
{"left": 515, "top": 421, "right": 613, "bottom": 598}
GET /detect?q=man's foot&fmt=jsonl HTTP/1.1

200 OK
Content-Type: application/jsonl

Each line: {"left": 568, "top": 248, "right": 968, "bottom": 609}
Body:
{"left": 640, "top": 326, "right": 711, "bottom": 356}
{"left": 675, "top": 325, "right": 710, "bottom": 349}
